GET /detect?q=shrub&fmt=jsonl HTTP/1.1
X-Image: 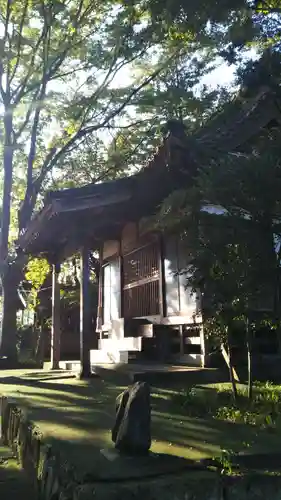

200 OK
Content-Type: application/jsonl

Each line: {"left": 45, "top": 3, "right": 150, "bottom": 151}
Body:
{"left": 171, "top": 382, "right": 281, "bottom": 430}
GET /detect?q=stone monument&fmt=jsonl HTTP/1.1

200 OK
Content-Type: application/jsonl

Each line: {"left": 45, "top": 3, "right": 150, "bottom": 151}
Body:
{"left": 112, "top": 381, "right": 151, "bottom": 455}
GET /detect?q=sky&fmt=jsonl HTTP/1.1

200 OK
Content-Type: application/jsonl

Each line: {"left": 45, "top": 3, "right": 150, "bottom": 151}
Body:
{"left": 201, "top": 61, "right": 236, "bottom": 88}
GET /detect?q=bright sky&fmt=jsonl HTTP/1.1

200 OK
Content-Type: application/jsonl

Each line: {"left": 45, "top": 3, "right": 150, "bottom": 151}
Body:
{"left": 201, "top": 61, "right": 236, "bottom": 88}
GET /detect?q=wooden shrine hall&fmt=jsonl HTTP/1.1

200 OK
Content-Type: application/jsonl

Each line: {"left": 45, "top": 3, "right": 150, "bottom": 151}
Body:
{"left": 18, "top": 85, "right": 281, "bottom": 374}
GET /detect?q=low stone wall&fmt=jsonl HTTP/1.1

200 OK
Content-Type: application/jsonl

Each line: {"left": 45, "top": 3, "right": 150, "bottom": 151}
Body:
{"left": 0, "top": 396, "right": 78, "bottom": 499}
{"left": 2, "top": 395, "right": 281, "bottom": 499}
{"left": 72, "top": 476, "right": 281, "bottom": 500}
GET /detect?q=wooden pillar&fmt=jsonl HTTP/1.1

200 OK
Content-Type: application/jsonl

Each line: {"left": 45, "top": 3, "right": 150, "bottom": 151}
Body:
{"left": 158, "top": 234, "right": 166, "bottom": 317}
{"left": 96, "top": 246, "right": 103, "bottom": 338}
{"left": 51, "top": 262, "right": 61, "bottom": 370}
{"left": 179, "top": 325, "right": 184, "bottom": 357}
{"left": 80, "top": 246, "right": 92, "bottom": 378}
{"left": 200, "top": 325, "right": 205, "bottom": 367}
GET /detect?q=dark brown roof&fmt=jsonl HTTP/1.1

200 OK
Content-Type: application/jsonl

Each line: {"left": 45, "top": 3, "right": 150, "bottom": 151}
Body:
{"left": 195, "top": 87, "right": 281, "bottom": 154}
{"left": 18, "top": 86, "right": 281, "bottom": 259}
{"left": 18, "top": 138, "right": 186, "bottom": 257}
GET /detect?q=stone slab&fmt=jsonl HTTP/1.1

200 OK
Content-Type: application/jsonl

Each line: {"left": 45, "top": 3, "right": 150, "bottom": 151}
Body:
{"left": 95, "top": 448, "right": 205, "bottom": 481}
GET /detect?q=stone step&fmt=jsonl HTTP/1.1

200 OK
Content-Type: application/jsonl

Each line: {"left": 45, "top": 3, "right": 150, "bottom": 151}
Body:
{"left": 185, "top": 336, "right": 201, "bottom": 345}
{"left": 179, "top": 353, "right": 202, "bottom": 365}
{"left": 90, "top": 349, "right": 129, "bottom": 364}
{"left": 98, "top": 337, "right": 142, "bottom": 352}
{"left": 59, "top": 360, "right": 81, "bottom": 371}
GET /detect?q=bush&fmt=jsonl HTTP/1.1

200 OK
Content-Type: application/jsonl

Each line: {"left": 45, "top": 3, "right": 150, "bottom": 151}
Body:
{"left": 170, "top": 382, "right": 281, "bottom": 430}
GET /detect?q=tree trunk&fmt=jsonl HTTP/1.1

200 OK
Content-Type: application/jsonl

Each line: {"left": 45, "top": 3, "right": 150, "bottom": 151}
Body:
{"left": 0, "top": 112, "right": 14, "bottom": 263}
{"left": 226, "top": 327, "right": 238, "bottom": 402}
{"left": 35, "top": 325, "right": 44, "bottom": 368}
{"left": 0, "top": 107, "right": 17, "bottom": 363}
{"left": 0, "top": 276, "right": 19, "bottom": 363}
{"left": 246, "top": 316, "right": 253, "bottom": 401}
{"left": 0, "top": 256, "right": 26, "bottom": 363}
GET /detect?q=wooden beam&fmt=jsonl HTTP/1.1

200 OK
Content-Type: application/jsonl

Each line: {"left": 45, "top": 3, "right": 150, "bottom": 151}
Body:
{"left": 79, "top": 246, "right": 94, "bottom": 378}
{"left": 55, "top": 192, "right": 131, "bottom": 213}
{"left": 51, "top": 262, "right": 61, "bottom": 370}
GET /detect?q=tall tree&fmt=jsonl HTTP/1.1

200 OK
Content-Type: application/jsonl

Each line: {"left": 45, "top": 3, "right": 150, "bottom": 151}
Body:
{"left": 147, "top": 0, "right": 281, "bottom": 54}
{"left": 0, "top": 0, "right": 174, "bottom": 360}
{"left": 156, "top": 123, "right": 281, "bottom": 396}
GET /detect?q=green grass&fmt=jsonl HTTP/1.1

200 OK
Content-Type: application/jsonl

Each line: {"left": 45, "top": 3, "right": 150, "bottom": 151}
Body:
{"left": 2, "top": 370, "right": 281, "bottom": 474}
{"left": 170, "top": 381, "right": 281, "bottom": 428}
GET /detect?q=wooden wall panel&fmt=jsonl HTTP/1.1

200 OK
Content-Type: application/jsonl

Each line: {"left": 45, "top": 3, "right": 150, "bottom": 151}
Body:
{"left": 121, "top": 222, "right": 138, "bottom": 254}
{"left": 163, "top": 234, "right": 198, "bottom": 317}
{"left": 103, "top": 258, "right": 121, "bottom": 323}
{"left": 163, "top": 236, "right": 180, "bottom": 315}
{"left": 103, "top": 240, "right": 120, "bottom": 260}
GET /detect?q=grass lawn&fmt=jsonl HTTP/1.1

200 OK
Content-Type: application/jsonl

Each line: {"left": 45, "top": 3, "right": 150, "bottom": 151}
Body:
{"left": 1, "top": 370, "right": 281, "bottom": 475}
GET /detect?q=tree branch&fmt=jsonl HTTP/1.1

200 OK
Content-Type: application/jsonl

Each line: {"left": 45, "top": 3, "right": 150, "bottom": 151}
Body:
{"left": 48, "top": 62, "right": 91, "bottom": 82}
{"left": 86, "top": 124, "right": 153, "bottom": 184}
{"left": 0, "top": 62, "right": 6, "bottom": 104}
{"left": 17, "top": 6, "right": 178, "bottom": 226}
{"left": 81, "top": 44, "right": 155, "bottom": 128}
{"left": 4, "top": 0, "right": 11, "bottom": 39}
{"left": 0, "top": 0, "right": 12, "bottom": 105}
{"left": 12, "top": 28, "right": 46, "bottom": 104}
{"left": 76, "top": 47, "right": 149, "bottom": 130}
{"left": 57, "top": 65, "right": 166, "bottom": 158}
{"left": 33, "top": 50, "right": 179, "bottom": 195}
{"left": 73, "top": 0, "right": 84, "bottom": 29}
{"left": 26, "top": 84, "right": 47, "bottom": 188}
{"left": 8, "top": 0, "right": 29, "bottom": 85}
{"left": 103, "top": 119, "right": 150, "bottom": 130}
{"left": 13, "top": 1, "right": 116, "bottom": 106}
{"left": 19, "top": 61, "right": 51, "bottom": 228}
{"left": 14, "top": 88, "right": 41, "bottom": 140}
{"left": 42, "top": 0, "right": 94, "bottom": 84}
{"left": 19, "top": 1, "right": 50, "bottom": 230}
{"left": 45, "top": 23, "right": 100, "bottom": 84}
{"left": 44, "top": 0, "right": 124, "bottom": 87}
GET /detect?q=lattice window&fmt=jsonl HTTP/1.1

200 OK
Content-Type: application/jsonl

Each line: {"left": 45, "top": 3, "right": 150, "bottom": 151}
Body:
{"left": 123, "top": 242, "right": 159, "bottom": 287}
{"left": 124, "top": 280, "right": 160, "bottom": 318}
{"left": 123, "top": 242, "right": 160, "bottom": 318}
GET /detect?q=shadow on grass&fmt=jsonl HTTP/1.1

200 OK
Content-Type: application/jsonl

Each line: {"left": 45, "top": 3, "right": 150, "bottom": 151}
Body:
{"left": 0, "top": 375, "right": 122, "bottom": 472}
{"left": 150, "top": 385, "right": 281, "bottom": 460}
{"left": 1, "top": 373, "right": 281, "bottom": 471}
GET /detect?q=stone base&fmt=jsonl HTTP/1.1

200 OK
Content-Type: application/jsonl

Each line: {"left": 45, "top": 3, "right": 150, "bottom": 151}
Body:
{"left": 96, "top": 447, "right": 204, "bottom": 481}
